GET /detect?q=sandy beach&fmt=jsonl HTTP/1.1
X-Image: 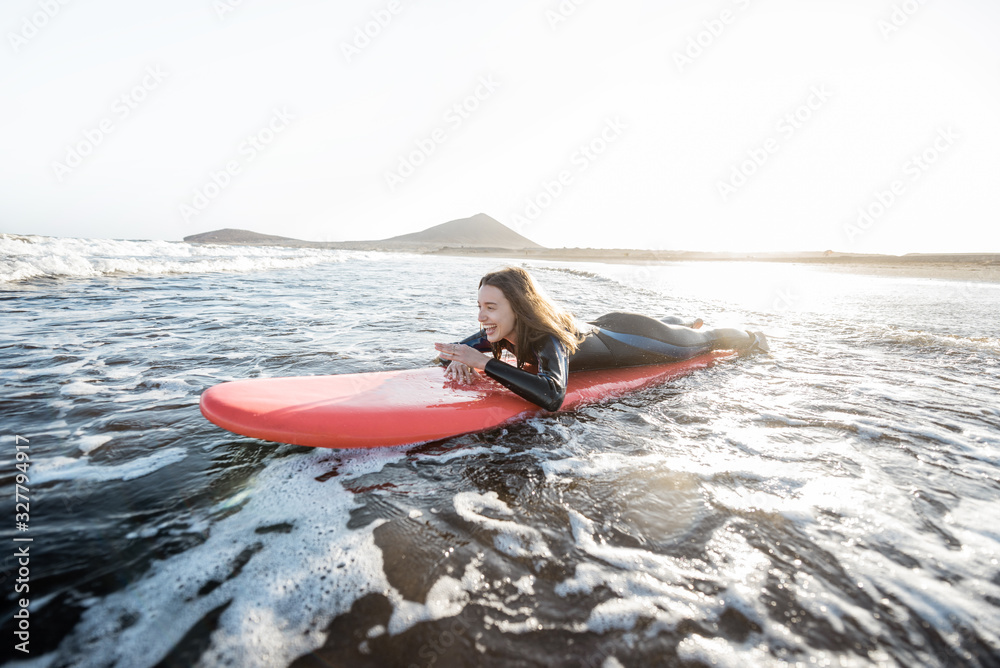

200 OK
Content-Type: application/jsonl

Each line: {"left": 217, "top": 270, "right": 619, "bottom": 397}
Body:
{"left": 426, "top": 247, "right": 1000, "bottom": 284}
{"left": 181, "top": 219, "right": 1000, "bottom": 285}
{"left": 787, "top": 261, "right": 1000, "bottom": 283}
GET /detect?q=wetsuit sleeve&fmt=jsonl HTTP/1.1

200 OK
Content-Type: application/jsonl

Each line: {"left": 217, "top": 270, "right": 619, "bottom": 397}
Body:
{"left": 436, "top": 330, "right": 493, "bottom": 366}
{"left": 483, "top": 335, "right": 568, "bottom": 411}
{"left": 457, "top": 330, "right": 493, "bottom": 353}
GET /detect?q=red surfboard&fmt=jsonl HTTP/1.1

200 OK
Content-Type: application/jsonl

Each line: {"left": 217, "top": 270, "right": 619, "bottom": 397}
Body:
{"left": 199, "top": 351, "right": 735, "bottom": 449}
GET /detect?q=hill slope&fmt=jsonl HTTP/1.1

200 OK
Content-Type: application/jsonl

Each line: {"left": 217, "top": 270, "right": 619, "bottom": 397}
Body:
{"left": 381, "top": 213, "right": 544, "bottom": 249}
{"left": 184, "top": 213, "right": 544, "bottom": 250}
{"left": 183, "top": 229, "right": 298, "bottom": 245}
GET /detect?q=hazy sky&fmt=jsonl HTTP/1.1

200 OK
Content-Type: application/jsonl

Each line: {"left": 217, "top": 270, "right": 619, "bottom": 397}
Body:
{"left": 3, "top": 0, "right": 999, "bottom": 253}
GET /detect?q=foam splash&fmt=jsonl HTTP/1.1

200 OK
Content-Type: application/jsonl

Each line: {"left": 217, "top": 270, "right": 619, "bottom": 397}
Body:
{"left": 555, "top": 510, "right": 717, "bottom": 633}
{"left": 9, "top": 249, "right": 1000, "bottom": 666}
{"left": 453, "top": 491, "right": 552, "bottom": 559}
{"left": 39, "top": 448, "right": 406, "bottom": 668}
{"left": 60, "top": 380, "right": 102, "bottom": 397}
{"left": 31, "top": 448, "right": 187, "bottom": 484}
{"left": 874, "top": 325, "right": 1000, "bottom": 354}
{"left": 77, "top": 434, "right": 113, "bottom": 455}
{"left": 553, "top": 513, "right": 776, "bottom": 640}
{"left": 540, "top": 452, "right": 664, "bottom": 481}
{"left": 0, "top": 233, "right": 343, "bottom": 283}
{"left": 388, "top": 561, "right": 483, "bottom": 635}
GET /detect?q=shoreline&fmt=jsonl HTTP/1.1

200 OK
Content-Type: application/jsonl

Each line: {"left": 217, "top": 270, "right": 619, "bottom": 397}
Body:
{"left": 13, "top": 229, "right": 997, "bottom": 283}
{"left": 184, "top": 241, "right": 999, "bottom": 283}
{"left": 421, "top": 247, "right": 1000, "bottom": 284}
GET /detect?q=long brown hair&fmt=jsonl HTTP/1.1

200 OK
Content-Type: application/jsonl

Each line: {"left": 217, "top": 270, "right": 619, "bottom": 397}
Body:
{"left": 479, "top": 266, "right": 586, "bottom": 368}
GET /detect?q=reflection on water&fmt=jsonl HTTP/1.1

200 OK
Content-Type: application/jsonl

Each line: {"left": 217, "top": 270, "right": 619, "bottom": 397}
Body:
{"left": 1, "top": 249, "right": 998, "bottom": 667}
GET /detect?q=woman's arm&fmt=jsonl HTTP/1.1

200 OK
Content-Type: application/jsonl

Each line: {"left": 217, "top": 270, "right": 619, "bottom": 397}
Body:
{"left": 435, "top": 334, "right": 569, "bottom": 411}
{"left": 435, "top": 330, "right": 493, "bottom": 383}
{"left": 482, "top": 335, "right": 568, "bottom": 411}
{"left": 434, "top": 337, "right": 492, "bottom": 384}
{"left": 434, "top": 329, "right": 491, "bottom": 365}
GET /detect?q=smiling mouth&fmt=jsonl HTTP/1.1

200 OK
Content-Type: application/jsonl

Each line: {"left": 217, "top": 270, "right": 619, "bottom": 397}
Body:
{"left": 483, "top": 324, "right": 498, "bottom": 335}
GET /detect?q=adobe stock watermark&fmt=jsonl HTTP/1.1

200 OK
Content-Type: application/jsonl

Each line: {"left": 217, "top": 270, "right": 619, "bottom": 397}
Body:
{"left": 942, "top": 266, "right": 1000, "bottom": 305}
{"left": 843, "top": 126, "right": 958, "bottom": 244}
{"left": 545, "top": 0, "right": 589, "bottom": 30}
{"left": 771, "top": 284, "right": 802, "bottom": 313}
{"left": 878, "top": 0, "right": 929, "bottom": 40}
{"left": 51, "top": 65, "right": 169, "bottom": 183}
{"left": 510, "top": 117, "right": 627, "bottom": 232}
{"left": 406, "top": 605, "right": 476, "bottom": 668}
{"left": 717, "top": 84, "right": 832, "bottom": 202}
{"left": 673, "top": 0, "right": 753, "bottom": 73}
{"left": 213, "top": 0, "right": 247, "bottom": 20}
{"left": 179, "top": 107, "right": 295, "bottom": 224}
{"left": 384, "top": 75, "right": 500, "bottom": 191}
{"left": 341, "top": 0, "right": 407, "bottom": 63}
{"left": 8, "top": 0, "right": 71, "bottom": 53}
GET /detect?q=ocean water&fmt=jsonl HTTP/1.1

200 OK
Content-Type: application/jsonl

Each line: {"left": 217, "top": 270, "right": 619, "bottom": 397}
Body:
{"left": 1, "top": 233, "right": 999, "bottom": 668}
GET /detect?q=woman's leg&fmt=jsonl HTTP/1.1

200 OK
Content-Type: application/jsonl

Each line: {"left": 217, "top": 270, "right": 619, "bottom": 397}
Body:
{"left": 705, "top": 327, "right": 754, "bottom": 350}
{"left": 658, "top": 315, "right": 704, "bottom": 329}
{"left": 591, "top": 312, "right": 756, "bottom": 365}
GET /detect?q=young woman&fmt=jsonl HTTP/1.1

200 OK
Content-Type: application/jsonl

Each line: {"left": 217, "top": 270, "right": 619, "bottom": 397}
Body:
{"left": 434, "top": 266, "right": 768, "bottom": 411}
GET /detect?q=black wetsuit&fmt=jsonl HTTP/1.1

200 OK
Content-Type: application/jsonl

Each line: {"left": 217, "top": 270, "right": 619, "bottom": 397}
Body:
{"left": 449, "top": 312, "right": 752, "bottom": 411}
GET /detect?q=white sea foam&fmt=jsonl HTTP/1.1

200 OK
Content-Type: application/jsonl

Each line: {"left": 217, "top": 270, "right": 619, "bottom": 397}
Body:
{"left": 417, "top": 445, "right": 510, "bottom": 464}
{"left": 31, "top": 448, "right": 187, "bottom": 484}
{"left": 41, "top": 448, "right": 404, "bottom": 668}
{"left": 389, "top": 575, "right": 468, "bottom": 635}
{"left": 676, "top": 635, "right": 784, "bottom": 668}
{"left": 708, "top": 442, "right": 1000, "bottom": 658}
{"left": 540, "top": 452, "right": 664, "bottom": 481}
{"left": 554, "top": 512, "right": 775, "bottom": 637}
{"left": 3, "top": 652, "right": 59, "bottom": 668}
{"left": 0, "top": 233, "right": 343, "bottom": 283}
{"left": 60, "top": 380, "right": 102, "bottom": 396}
{"left": 453, "top": 491, "right": 552, "bottom": 559}
{"left": 875, "top": 325, "right": 1000, "bottom": 354}
{"left": 77, "top": 434, "right": 114, "bottom": 455}
{"left": 111, "top": 388, "right": 193, "bottom": 404}
{"left": 387, "top": 557, "right": 495, "bottom": 639}
{"left": 12, "top": 248, "right": 1000, "bottom": 665}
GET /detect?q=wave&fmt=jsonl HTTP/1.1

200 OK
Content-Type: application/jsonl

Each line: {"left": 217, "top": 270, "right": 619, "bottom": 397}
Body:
{"left": 0, "top": 233, "right": 344, "bottom": 283}
{"left": 530, "top": 265, "right": 622, "bottom": 285}
{"left": 529, "top": 263, "right": 708, "bottom": 316}
{"left": 872, "top": 326, "right": 1000, "bottom": 355}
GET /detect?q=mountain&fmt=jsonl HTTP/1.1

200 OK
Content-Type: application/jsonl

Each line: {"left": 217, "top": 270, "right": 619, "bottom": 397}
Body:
{"left": 182, "top": 228, "right": 298, "bottom": 245}
{"left": 379, "top": 213, "right": 544, "bottom": 249}
{"left": 183, "top": 213, "right": 544, "bottom": 250}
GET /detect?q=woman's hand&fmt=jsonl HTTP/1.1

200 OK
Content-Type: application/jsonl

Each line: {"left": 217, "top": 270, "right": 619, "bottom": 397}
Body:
{"left": 435, "top": 343, "right": 490, "bottom": 383}
{"left": 443, "top": 361, "right": 478, "bottom": 384}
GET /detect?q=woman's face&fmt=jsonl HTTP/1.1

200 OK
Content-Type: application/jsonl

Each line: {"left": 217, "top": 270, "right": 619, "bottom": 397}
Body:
{"left": 477, "top": 284, "right": 516, "bottom": 343}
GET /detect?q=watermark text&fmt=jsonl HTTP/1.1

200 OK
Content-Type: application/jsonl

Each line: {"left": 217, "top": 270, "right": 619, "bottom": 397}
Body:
{"left": 878, "top": 0, "right": 929, "bottom": 39}
{"left": 341, "top": 0, "right": 407, "bottom": 63}
{"left": 384, "top": 76, "right": 500, "bottom": 191}
{"left": 8, "top": 0, "right": 72, "bottom": 53}
{"left": 510, "top": 116, "right": 627, "bottom": 231}
{"left": 843, "top": 126, "right": 958, "bottom": 243}
{"left": 717, "top": 84, "right": 832, "bottom": 201}
{"left": 51, "top": 66, "right": 168, "bottom": 183}
{"left": 179, "top": 107, "right": 295, "bottom": 223}
{"left": 673, "top": 0, "right": 753, "bottom": 73}
{"left": 12, "top": 435, "right": 32, "bottom": 654}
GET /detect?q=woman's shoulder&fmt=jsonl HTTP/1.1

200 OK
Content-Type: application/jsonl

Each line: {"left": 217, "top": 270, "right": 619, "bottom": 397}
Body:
{"left": 530, "top": 332, "right": 573, "bottom": 357}
{"left": 527, "top": 321, "right": 590, "bottom": 351}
